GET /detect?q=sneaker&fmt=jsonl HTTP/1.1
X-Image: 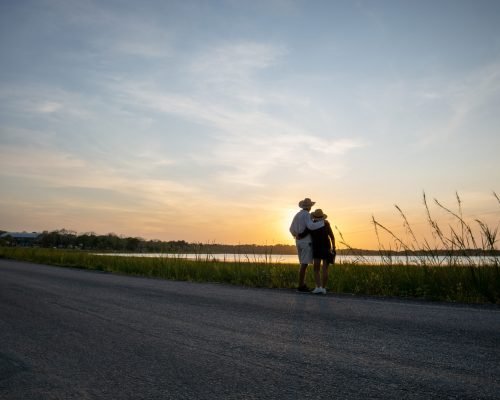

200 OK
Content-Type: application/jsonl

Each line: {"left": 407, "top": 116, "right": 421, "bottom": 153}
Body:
{"left": 296, "top": 284, "right": 310, "bottom": 293}
{"left": 312, "top": 287, "right": 323, "bottom": 294}
{"left": 321, "top": 288, "right": 327, "bottom": 295}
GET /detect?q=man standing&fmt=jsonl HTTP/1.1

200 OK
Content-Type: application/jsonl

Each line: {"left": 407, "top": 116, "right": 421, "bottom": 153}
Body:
{"left": 289, "top": 198, "right": 324, "bottom": 292}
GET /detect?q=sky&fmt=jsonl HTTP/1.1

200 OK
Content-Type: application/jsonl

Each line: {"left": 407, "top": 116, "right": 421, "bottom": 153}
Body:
{"left": 1, "top": 0, "right": 499, "bottom": 249}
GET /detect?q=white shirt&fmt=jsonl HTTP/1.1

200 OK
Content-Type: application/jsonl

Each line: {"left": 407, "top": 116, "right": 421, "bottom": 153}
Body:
{"left": 289, "top": 209, "right": 324, "bottom": 239}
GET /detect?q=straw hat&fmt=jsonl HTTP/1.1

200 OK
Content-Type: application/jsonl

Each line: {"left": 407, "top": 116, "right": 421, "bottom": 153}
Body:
{"left": 311, "top": 209, "right": 327, "bottom": 219}
{"left": 298, "top": 198, "right": 315, "bottom": 209}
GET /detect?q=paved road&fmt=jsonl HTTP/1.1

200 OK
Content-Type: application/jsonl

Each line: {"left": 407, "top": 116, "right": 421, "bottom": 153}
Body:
{"left": 1, "top": 260, "right": 499, "bottom": 400}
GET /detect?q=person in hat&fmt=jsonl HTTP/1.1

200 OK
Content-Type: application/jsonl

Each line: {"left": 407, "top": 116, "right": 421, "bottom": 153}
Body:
{"left": 289, "top": 198, "right": 325, "bottom": 292}
{"left": 306, "top": 209, "right": 336, "bottom": 294}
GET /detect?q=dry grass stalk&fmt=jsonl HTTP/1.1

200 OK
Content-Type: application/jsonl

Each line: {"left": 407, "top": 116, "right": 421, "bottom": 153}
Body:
{"left": 371, "top": 192, "right": 499, "bottom": 267}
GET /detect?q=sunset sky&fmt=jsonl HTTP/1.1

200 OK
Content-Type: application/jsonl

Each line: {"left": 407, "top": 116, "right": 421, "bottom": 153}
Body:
{"left": 1, "top": 0, "right": 499, "bottom": 249}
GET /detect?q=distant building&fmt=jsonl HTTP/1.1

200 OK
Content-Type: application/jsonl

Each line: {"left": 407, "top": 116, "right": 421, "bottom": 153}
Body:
{"left": 0, "top": 232, "right": 41, "bottom": 246}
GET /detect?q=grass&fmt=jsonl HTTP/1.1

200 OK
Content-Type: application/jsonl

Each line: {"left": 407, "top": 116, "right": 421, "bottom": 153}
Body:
{"left": 1, "top": 246, "right": 499, "bottom": 304}
{"left": 366, "top": 191, "right": 500, "bottom": 268}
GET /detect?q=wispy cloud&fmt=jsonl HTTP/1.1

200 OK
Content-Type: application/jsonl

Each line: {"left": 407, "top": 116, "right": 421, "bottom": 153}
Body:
{"left": 191, "top": 42, "right": 287, "bottom": 81}
{"left": 36, "top": 101, "right": 63, "bottom": 114}
{"left": 116, "top": 80, "right": 364, "bottom": 185}
{"left": 412, "top": 61, "right": 500, "bottom": 146}
{"left": 111, "top": 39, "right": 364, "bottom": 186}
{"left": 0, "top": 144, "right": 198, "bottom": 216}
{"left": 25, "top": 0, "right": 173, "bottom": 66}
{"left": 0, "top": 84, "right": 92, "bottom": 119}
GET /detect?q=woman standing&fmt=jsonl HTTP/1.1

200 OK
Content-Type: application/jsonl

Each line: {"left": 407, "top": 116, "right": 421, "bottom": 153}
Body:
{"left": 308, "top": 209, "right": 336, "bottom": 294}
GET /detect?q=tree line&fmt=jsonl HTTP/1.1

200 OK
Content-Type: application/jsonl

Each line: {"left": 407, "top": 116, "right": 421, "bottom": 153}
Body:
{"left": 0, "top": 229, "right": 299, "bottom": 254}
{"left": 2, "top": 229, "right": 496, "bottom": 256}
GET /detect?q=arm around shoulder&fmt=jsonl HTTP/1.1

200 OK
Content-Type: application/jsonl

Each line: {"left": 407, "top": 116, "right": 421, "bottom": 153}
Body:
{"left": 306, "top": 218, "right": 324, "bottom": 230}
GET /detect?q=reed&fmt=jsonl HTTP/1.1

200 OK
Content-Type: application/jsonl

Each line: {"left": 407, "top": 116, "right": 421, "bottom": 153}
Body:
{"left": 370, "top": 192, "right": 499, "bottom": 267}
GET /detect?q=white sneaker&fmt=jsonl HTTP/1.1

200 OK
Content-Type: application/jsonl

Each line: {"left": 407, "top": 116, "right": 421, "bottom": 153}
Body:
{"left": 312, "top": 287, "right": 323, "bottom": 294}
{"left": 321, "top": 288, "right": 327, "bottom": 295}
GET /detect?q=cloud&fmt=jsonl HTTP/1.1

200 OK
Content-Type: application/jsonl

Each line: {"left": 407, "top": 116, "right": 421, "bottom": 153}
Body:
{"left": 1, "top": 34, "right": 362, "bottom": 190}
{"left": 414, "top": 61, "right": 500, "bottom": 146}
{"left": 0, "top": 85, "right": 92, "bottom": 119}
{"left": 188, "top": 41, "right": 297, "bottom": 109}
{"left": 36, "top": 101, "right": 63, "bottom": 114}
{"left": 0, "top": 139, "right": 206, "bottom": 238}
{"left": 38, "top": 0, "right": 173, "bottom": 62}
{"left": 116, "top": 80, "right": 364, "bottom": 186}
{"left": 0, "top": 144, "right": 196, "bottom": 207}
{"left": 112, "top": 41, "right": 168, "bottom": 58}
{"left": 191, "top": 42, "right": 287, "bottom": 81}
{"left": 206, "top": 134, "right": 364, "bottom": 186}
{"left": 102, "top": 38, "right": 365, "bottom": 187}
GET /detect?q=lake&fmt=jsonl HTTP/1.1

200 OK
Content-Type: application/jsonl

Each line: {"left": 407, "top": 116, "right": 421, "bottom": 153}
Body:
{"left": 94, "top": 253, "right": 500, "bottom": 266}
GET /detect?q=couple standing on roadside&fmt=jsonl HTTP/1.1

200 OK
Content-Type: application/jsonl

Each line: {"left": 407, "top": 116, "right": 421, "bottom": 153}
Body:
{"left": 289, "top": 197, "right": 336, "bottom": 294}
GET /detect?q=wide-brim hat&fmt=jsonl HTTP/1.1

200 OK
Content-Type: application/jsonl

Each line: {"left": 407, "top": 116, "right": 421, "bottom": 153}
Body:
{"left": 298, "top": 197, "right": 315, "bottom": 209}
{"left": 312, "top": 208, "right": 327, "bottom": 219}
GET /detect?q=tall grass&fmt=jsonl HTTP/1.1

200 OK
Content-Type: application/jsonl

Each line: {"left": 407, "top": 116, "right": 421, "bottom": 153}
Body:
{"left": 0, "top": 247, "right": 298, "bottom": 288}
{"left": 370, "top": 191, "right": 499, "bottom": 267}
{"left": 1, "top": 246, "right": 499, "bottom": 303}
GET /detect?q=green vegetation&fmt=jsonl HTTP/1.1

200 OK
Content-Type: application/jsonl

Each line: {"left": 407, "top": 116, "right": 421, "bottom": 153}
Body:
{"left": 0, "top": 229, "right": 299, "bottom": 254}
{"left": 1, "top": 247, "right": 498, "bottom": 304}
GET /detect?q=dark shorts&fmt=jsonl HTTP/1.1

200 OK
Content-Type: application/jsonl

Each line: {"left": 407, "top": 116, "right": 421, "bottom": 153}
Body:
{"left": 313, "top": 249, "right": 335, "bottom": 264}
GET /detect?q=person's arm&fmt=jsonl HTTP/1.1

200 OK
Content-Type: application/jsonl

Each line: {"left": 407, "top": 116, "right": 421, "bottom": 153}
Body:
{"left": 289, "top": 216, "right": 298, "bottom": 238}
{"left": 296, "top": 227, "right": 311, "bottom": 240}
{"left": 304, "top": 215, "right": 324, "bottom": 230}
{"left": 326, "top": 221, "right": 336, "bottom": 251}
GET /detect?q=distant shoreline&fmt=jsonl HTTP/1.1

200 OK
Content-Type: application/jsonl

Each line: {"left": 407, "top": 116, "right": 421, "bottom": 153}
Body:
{"left": 2, "top": 229, "right": 499, "bottom": 256}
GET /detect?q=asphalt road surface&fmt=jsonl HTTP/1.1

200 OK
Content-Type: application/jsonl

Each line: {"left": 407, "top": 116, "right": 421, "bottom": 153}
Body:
{"left": 1, "top": 259, "right": 499, "bottom": 399}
